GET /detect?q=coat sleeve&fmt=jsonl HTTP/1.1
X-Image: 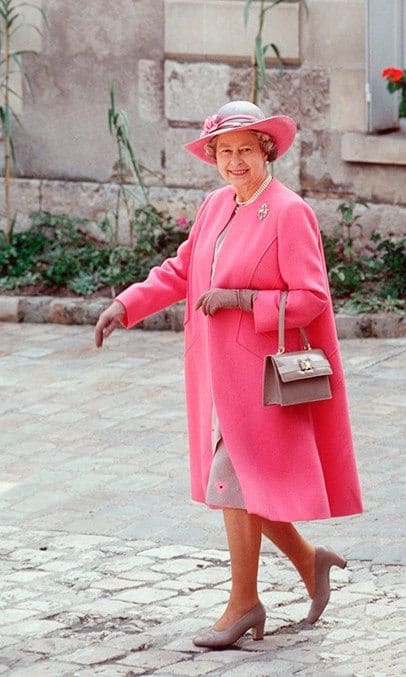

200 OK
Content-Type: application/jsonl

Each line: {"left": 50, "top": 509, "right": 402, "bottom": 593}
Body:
{"left": 116, "top": 196, "right": 209, "bottom": 329}
{"left": 252, "top": 200, "right": 329, "bottom": 333}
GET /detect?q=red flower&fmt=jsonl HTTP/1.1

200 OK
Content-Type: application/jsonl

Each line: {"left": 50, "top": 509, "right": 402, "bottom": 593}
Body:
{"left": 381, "top": 67, "right": 404, "bottom": 83}
{"left": 175, "top": 216, "right": 189, "bottom": 229}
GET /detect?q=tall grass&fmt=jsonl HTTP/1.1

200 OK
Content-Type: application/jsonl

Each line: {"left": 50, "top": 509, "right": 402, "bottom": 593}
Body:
{"left": 0, "top": 0, "right": 46, "bottom": 242}
{"left": 244, "top": 0, "right": 308, "bottom": 104}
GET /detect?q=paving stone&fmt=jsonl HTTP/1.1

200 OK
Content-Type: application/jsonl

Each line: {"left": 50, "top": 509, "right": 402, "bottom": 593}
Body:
{"left": 151, "top": 557, "right": 210, "bottom": 575}
{"left": 162, "top": 637, "right": 209, "bottom": 653}
{"left": 3, "top": 570, "right": 50, "bottom": 584}
{"left": 56, "top": 644, "right": 127, "bottom": 666}
{"left": 0, "top": 326, "right": 404, "bottom": 676}
{"left": 90, "top": 577, "right": 144, "bottom": 592}
{"left": 2, "top": 619, "right": 66, "bottom": 636}
{"left": 118, "top": 648, "right": 186, "bottom": 670}
{"left": 0, "top": 635, "right": 21, "bottom": 649}
{"left": 120, "top": 568, "right": 167, "bottom": 583}
{"left": 156, "top": 659, "right": 224, "bottom": 675}
{"left": 0, "top": 608, "right": 37, "bottom": 624}
{"left": 112, "top": 586, "right": 178, "bottom": 604}
{"left": 71, "top": 667, "right": 139, "bottom": 677}
{"left": 138, "top": 545, "right": 199, "bottom": 559}
{"left": 9, "top": 661, "right": 81, "bottom": 676}
{"left": 169, "top": 587, "right": 229, "bottom": 608}
{"left": 69, "top": 598, "right": 135, "bottom": 617}
{"left": 220, "top": 661, "right": 300, "bottom": 675}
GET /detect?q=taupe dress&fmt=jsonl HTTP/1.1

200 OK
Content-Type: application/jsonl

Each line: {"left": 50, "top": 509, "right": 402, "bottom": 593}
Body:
{"left": 205, "top": 212, "right": 246, "bottom": 510}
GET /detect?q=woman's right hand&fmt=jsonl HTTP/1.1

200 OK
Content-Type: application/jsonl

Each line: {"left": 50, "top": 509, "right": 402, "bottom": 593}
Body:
{"left": 95, "top": 300, "right": 126, "bottom": 348}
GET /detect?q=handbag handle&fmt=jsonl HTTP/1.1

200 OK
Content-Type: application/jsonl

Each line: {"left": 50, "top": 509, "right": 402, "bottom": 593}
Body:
{"left": 277, "top": 290, "right": 311, "bottom": 354}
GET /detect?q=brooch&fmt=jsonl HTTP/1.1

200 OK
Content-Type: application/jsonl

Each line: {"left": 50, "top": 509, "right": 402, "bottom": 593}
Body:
{"left": 257, "top": 203, "right": 270, "bottom": 220}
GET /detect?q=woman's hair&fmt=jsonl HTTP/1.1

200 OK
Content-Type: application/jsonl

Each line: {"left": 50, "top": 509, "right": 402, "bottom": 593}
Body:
{"left": 204, "top": 131, "right": 278, "bottom": 163}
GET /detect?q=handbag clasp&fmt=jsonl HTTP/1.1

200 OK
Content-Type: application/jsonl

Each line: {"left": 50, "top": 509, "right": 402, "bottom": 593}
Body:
{"left": 298, "top": 358, "right": 314, "bottom": 372}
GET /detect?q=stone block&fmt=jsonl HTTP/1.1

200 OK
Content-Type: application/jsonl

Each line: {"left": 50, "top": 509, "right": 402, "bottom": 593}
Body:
{"left": 18, "top": 296, "right": 51, "bottom": 323}
{"left": 303, "top": 0, "right": 365, "bottom": 69}
{"left": 0, "top": 179, "right": 41, "bottom": 233}
{"left": 4, "top": 619, "right": 65, "bottom": 636}
{"left": 350, "top": 164, "right": 406, "bottom": 206}
{"left": 175, "top": 565, "right": 230, "bottom": 587}
{"left": 138, "top": 60, "right": 164, "bottom": 122}
{"left": 50, "top": 1, "right": 163, "bottom": 63}
{"left": 165, "top": 61, "right": 231, "bottom": 122}
{"left": 330, "top": 70, "right": 365, "bottom": 131}
{"left": 0, "top": 297, "right": 21, "bottom": 323}
{"left": 10, "top": 0, "right": 43, "bottom": 53}
{"left": 227, "top": 66, "right": 252, "bottom": 103}
{"left": 165, "top": 127, "right": 219, "bottom": 189}
{"left": 301, "top": 129, "right": 347, "bottom": 193}
{"left": 165, "top": 0, "right": 300, "bottom": 62}
{"left": 334, "top": 314, "right": 405, "bottom": 339}
{"left": 273, "top": 131, "right": 301, "bottom": 192}
{"left": 169, "top": 587, "right": 229, "bottom": 608}
{"left": 112, "top": 586, "right": 177, "bottom": 604}
{"left": 4, "top": 661, "right": 83, "bottom": 676}
{"left": 260, "top": 70, "right": 301, "bottom": 120}
{"left": 48, "top": 299, "right": 87, "bottom": 325}
{"left": 148, "top": 186, "right": 206, "bottom": 220}
{"left": 57, "top": 644, "right": 128, "bottom": 667}
{"left": 118, "top": 649, "right": 186, "bottom": 670}
{"left": 0, "top": 72, "right": 23, "bottom": 116}
{"left": 8, "top": 0, "right": 166, "bottom": 183}
{"left": 299, "top": 68, "right": 330, "bottom": 130}
{"left": 306, "top": 197, "right": 406, "bottom": 240}
{"left": 40, "top": 180, "right": 117, "bottom": 230}
{"left": 139, "top": 544, "right": 198, "bottom": 559}
{"left": 158, "top": 658, "right": 224, "bottom": 674}
{"left": 342, "top": 132, "right": 406, "bottom": 165}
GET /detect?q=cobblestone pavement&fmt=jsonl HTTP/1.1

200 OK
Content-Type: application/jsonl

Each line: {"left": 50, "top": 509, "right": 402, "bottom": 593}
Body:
{"left": 0, "top": 323, "right": 405, "bottom": 676}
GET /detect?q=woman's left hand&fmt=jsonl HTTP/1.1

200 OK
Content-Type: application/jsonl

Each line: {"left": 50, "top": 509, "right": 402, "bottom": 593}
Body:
{"left": 195, "top": 288, "right": 254, "bottom": 316}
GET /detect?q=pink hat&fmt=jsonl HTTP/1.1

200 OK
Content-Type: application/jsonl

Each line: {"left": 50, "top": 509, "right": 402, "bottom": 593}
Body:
{"left": 184, "top": 101, "right": 297, "bottom": 166}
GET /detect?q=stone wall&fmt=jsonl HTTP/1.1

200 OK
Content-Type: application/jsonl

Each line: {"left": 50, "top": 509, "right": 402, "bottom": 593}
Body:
{"left": 1, "top": 0, "right": 405, "bottom": 240}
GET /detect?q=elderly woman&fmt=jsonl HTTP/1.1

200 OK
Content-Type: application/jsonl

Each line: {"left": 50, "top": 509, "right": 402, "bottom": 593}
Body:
{"left": 95, "top": 101, "right": 363, "bottom": 648}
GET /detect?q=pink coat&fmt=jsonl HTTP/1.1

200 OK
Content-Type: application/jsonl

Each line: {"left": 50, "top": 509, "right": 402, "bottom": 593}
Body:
{"left": 117, "top": 178, "right": 363, "bottom": 522}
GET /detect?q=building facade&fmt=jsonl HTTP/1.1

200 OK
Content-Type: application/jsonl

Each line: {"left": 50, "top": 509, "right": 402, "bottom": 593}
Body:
{"left": 1, "top": 0, "right": 405, "bottom": 239}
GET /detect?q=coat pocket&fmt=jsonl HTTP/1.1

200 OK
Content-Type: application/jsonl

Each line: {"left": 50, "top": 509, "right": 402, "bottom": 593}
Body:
{"left": 236, "top": 312, "right": 278, "bottom": 359}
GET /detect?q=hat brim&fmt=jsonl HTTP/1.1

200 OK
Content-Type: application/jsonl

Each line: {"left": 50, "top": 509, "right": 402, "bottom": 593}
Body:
{"left": 184, "top": 115, "right": 297, "bottom": 165}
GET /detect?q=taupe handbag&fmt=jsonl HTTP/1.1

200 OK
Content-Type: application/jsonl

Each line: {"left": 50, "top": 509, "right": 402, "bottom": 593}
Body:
{"left": 263, "top": 291, "right": 333, "bottom": 406}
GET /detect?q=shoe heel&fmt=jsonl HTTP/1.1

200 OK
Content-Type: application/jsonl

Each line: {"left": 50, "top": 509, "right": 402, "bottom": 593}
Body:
{"left": 331, "top": 553, "right": 347, "bottom": 569}
{"left": 252, "top": 619, "right": 265, "bottom": 641}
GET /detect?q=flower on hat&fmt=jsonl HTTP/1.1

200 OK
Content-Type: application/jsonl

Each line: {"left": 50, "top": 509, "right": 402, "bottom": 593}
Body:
{"left": 200, "top": 115, "right": 221, "bottom": 137}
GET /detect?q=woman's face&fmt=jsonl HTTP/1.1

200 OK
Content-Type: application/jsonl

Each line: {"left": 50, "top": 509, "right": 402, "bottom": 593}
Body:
{"left": 215, "top": 130, "right": 268, "bottom": 196}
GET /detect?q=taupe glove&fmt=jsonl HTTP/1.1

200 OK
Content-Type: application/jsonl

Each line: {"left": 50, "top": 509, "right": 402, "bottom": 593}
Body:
{"left": 195, "top": 288, "right": 256, "bottom": 316}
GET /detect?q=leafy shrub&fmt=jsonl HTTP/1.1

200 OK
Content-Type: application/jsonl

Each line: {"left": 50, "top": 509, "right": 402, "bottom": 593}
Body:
{"left": 0, "top": 200, "right": 404, "bottom": 315}
{"left": 321, "top": 200, "right": 405, "bottom": 313}
{"left": 0, "top": 208, "right": 191, "bottom": 297}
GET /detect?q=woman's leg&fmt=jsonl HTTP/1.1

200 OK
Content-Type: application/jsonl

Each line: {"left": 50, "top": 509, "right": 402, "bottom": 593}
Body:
{"left": 213, "top": 507, "right": 262, "bottom": 631}
{"left": 261, "top": 520, "right": 316, "bottom": 597}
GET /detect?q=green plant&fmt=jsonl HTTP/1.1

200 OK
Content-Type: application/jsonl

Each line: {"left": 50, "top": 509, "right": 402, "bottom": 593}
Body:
{"left": 244, "top": 0, "right": 308, "bottom": 104}
{"left": 0, "top": 209, "right": 191, "bottom": 297}
{"left": 381, "top": 67, "right": 406, "bottom": 119}
{"left": 0, "top": 0, "right": 46, "bottom": 242}
{"left": 335, "top": 293, "right": 404, "bottom": 315}
{"left": 321, "top": 199, "right": 405, "bottom": 311}
{"left": 107, "top": 82, "right": 154, "bottom": 247}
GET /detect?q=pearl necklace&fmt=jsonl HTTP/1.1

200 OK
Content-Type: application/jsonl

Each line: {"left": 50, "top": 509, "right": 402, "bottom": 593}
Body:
{"left": 235, "top": 174, "right": 272, "bottom": 208}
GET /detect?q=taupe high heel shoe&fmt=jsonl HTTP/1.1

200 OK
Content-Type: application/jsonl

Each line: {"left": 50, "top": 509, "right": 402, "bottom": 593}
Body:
{"left": 306, "top": 546, "right": 347, "bottom": 624}
{"left": 193, "top": 602, "right": 266, "bottom": 648}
